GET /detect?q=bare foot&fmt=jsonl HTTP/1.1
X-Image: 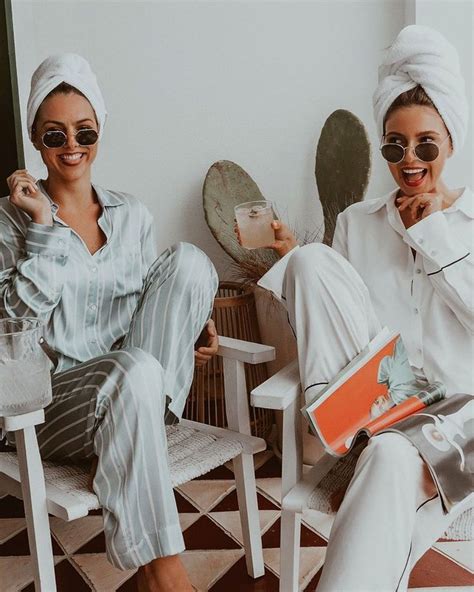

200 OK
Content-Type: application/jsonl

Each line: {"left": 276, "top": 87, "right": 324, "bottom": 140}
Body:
{"left": 136, "top": 555, "right": 194, "bottom": 591}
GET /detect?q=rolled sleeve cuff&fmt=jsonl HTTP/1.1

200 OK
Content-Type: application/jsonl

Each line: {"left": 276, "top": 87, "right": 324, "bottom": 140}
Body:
{"left": 407, "top": 212, "right": 470, "bottom": 274}
{"left": 25, "top": 222, "right": 71, "bottom": 258}
{"left": 257, "top": 245, "right": 300, "bottom": 301}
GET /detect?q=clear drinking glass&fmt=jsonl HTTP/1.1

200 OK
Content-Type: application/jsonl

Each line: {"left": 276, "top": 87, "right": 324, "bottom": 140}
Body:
{"left": 0, "top": 318, "right": 53, "bottom": 416}
{"left": 234, "top": 200, "right": 275, "bottom": 249}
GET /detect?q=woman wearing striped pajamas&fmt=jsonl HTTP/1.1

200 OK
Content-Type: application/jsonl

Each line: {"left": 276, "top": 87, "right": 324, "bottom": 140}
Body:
{"left": 0, "top": 54, "right": 218, "bottom": 591}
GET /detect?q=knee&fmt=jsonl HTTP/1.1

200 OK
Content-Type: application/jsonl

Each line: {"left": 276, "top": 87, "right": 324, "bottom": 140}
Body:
{"left": 285, "top": 243, "right": 333, "bottom": 285}
{"left": 361, "top": 433, "right": 420, "bottom": 475}
{"left": 170, "top": 242, "right": 218, "bottom": 292}
{"left": 108, "top": 347, "right": 164, "bottom": 384}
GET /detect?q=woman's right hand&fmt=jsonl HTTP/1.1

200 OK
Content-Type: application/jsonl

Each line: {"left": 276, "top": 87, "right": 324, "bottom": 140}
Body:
{"left": 7, "top": 170, "right": 53, "bottom": 225}
{"left": 234, "top": 219, "right": 298, "bottom": 259}
{"left": 267, "top": 220, "right": 298, "bottom": 258}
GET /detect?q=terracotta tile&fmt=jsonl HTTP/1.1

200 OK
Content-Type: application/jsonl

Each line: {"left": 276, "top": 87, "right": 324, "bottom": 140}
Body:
{"left": 20, "top": 558, "right": 90, "bottom": 592}
{"left": 209, "top": 510, "right": 279, "bottom": 544}
{"left": 0, "top": 518, "right": 26, "bottom": 544}
{"left": 178, "top": 480, "right": 235, "bottom": 512}
{"left": 255, "top": 455, "right": 282, "bottom": 479}
{"left": 0, "top": 528, "right": 63, "bottom": 556}
{"left": 116, "top": 572, "right": 138, "bottom": 591}
{"left": 179, "top": 513, "right": 201, "bottom": 532}
{"left": 256, "top": 478, "right": 282, "bottom": 505}
{"left": 263, "top": 547, "right": 325, "bottom": 590}
{"left": 212, "top": 491, "right": 279, "bottom": 512}
{"left": 74, "top": 530, "right": 107, "bottom": 554}
{"left": 72, "top": 553, "right": 136, "bottom": 590}
{"left": 183, "top": 515, "right": 241, "bottom": 550}
{"left": 261, "top": 519, "right": 327, "bottom": 549}
{"left": 182, "top": 549, "right": 244, "bottom": 591}
{"left": 175, "top": 489, "right": 200, "bottom": 513}
{"left": 0, "top": 495, "right": 25, "bottom": 518}
{"left": 50, "top": 515, "right": 105, "bottom": 555}
{"left": 408, "top": 549, "right": 474, "bottom": 588}
{"left": 194, "top": 464, "right": 235, "bottom": 480}
{"left": 433, "top": 541, "right": 474, "bottom": 572}
{"left": 209, "top": 556, "right": 279, "bottom": 591}
{"left": 303, "top": 565, "right": 324, "bottom": 591}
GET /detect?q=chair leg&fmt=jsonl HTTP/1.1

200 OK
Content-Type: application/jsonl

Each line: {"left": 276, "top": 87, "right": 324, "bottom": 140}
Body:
{"left": 280, "top": 507, "right": 302, "bottom": 592}
{"left": 233, "top": 452, "right": 265, "bottom": 578}
{"left": 15, "top": 426, "right": 57, "bottom": 592}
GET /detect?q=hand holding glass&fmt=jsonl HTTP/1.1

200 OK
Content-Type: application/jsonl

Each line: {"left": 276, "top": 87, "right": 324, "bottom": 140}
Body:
{"left": 234, "top": 201, "right": 276, "bottom": 249}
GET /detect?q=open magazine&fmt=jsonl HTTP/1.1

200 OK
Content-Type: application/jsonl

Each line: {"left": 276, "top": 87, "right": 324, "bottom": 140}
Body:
{"left": 301, "top": 327, "right": 473, "bottom": 511}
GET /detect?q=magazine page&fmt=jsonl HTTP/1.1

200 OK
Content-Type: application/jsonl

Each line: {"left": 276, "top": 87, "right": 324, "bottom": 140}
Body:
{"left": 380, "top": 394, "right": 474, "bottom": 512}
{"left": 303, "top": 331, "right": 429, "bottom": 456}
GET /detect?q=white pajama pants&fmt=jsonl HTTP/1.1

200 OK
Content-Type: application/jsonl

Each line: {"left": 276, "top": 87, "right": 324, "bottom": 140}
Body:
{"left": 23, "top": 242, "right": 218, "bottom": 570}
{"left": 281, "top": 243, "right": 471, "bottom": 592}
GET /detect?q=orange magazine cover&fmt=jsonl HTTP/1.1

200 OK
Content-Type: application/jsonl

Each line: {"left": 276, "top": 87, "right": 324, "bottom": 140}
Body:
{"left": 302, "top": 328, "right": 446, "bottom": 456}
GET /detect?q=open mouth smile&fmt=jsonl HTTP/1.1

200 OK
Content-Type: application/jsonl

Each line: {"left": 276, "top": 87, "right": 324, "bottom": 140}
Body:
{"left": 401, "top": 167, "right": 427, "bottom": 187}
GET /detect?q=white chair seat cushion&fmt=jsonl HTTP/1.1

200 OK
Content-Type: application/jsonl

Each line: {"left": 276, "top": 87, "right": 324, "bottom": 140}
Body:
{"left": 0, "top": 423, "right": 243, "bottom": 514}
{"left": 307, "top": 451, "right": 473, "bottom": 541}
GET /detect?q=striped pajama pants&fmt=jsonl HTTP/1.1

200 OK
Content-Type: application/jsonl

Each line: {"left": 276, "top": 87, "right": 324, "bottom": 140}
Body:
{"left": 26, "top": 242, "right": 218, "bottom": 570}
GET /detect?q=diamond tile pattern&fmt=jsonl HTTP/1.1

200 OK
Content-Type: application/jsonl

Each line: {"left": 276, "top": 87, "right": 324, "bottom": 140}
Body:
{"left": 0, "top": 450, "right": 472, "bottom": 591}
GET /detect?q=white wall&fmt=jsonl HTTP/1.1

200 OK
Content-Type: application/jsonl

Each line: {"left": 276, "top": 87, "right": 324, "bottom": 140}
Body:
{"left": 11, "top": 1, "right": 472, "bottom": 277}
{"left": 412, "top": 0, "right": 473, "bottom": 190}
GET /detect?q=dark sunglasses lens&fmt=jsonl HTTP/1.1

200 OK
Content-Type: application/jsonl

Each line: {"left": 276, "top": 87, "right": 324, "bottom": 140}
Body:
{"left": 76, "top": 129, "right": 99, "bottom": 146}
{"left": 381, "top": 144, "right": 404, "bottom": 163}
{"left": 43, "top": 131, "right": 67, "bottom": 148}
{"left": 414, "top": 142, "right": 439, "bottom": 162}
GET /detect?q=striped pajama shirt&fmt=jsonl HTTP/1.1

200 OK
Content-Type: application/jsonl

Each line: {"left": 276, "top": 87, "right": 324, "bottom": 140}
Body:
{"left": 0, "top": 183, "right": 218, "bottom": 569}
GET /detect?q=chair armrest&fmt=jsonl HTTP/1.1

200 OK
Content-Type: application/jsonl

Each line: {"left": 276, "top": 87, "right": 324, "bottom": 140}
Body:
{"left": 217, "top": 336, "right": 275, "bottom": 365}
{"left": 251, "top": 359, "right": 300, "bottom": 410}
{"left": 0, "top": 409, "right": 45, "bottom": 432}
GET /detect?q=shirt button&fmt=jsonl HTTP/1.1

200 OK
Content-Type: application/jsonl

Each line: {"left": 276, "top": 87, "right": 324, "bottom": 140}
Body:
{"left": 91, "top": 266, "right": 98, "bottom": 272}
{"left": 417, "top": 347, "right": 422, "bottom": 354}
{"left": 89, "top": 339, "right": 97, "bottom": 344}
{"left": 416, "top": 268, "right": 422, "bottom": 274}
{"left": 89, "top": 303, "right": 97, "bottom": 311}
{"left": 414, "top": 308, "right": 419, "bottom": 314}
{"left": 417, "top": 238, "right": 424, "bottom": 245}
{"left": 430, "top": 250, "right": 437, "bottom": 256}
{"left": 58, "top": 239, "right": 64, "bottom": 245}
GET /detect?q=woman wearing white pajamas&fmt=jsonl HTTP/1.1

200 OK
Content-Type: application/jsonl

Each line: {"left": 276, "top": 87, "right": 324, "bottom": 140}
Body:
{"left": 0, "top": 54, "right": 218, "bottom": 591}
{"left": 258, "top": 26, "right": 473, "bottom": 591}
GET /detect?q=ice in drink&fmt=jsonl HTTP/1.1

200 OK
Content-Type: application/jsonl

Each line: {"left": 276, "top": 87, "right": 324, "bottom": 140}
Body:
{"left": 235, "top": 201, "right": 275, "bottom": 249}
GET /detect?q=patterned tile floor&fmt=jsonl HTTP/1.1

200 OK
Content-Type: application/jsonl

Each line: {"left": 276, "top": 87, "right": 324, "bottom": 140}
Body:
{"left": 1, "top": 448, "right": 473, "bottom": 591}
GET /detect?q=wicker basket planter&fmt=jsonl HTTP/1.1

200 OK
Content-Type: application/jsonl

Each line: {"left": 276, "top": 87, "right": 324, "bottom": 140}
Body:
{"left": 183, "top": 282, "right": 273, "bottom": 439}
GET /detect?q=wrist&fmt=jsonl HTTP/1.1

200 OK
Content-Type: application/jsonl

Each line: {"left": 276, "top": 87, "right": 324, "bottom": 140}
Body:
{"left": 32, "top": 211, "right": 53, "bottom": 226}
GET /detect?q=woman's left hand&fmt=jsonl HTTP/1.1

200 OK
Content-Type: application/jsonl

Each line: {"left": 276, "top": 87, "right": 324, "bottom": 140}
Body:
{"left": 397, "top": 192, "right": 444, "bottom": 222}
{"left": 194, "top": 319, "right": 219, "bottom": 367}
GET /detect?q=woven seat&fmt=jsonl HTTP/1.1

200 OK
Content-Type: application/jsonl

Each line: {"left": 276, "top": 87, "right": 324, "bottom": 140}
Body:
{"left": 0, "top": 423, "right": 243, "bottom": 520}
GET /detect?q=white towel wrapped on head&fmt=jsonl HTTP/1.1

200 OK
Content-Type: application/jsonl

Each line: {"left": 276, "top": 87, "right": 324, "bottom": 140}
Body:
{"left": 27, "top": 53, "right": 107, "bottom": 140}
{"left": 373, "top": 25, "right": 469, "bottom": 153}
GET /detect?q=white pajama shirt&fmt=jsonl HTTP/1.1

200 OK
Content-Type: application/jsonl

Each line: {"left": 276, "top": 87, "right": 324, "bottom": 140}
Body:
{"left": 258, "top": 187, "right": 473, "bottom": 591}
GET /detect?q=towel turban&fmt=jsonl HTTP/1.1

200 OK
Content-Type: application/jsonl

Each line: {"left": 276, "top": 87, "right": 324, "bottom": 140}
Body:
{"left": 373, "top": 25, "right": 469, "bottom": 153}
{"left": 27, "top": 53, "right": 107, "bottom": 140}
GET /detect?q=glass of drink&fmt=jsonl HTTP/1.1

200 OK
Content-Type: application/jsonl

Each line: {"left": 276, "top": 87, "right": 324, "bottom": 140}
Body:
{"left": 234, "top": 200, "right": 275, "bottom": 249}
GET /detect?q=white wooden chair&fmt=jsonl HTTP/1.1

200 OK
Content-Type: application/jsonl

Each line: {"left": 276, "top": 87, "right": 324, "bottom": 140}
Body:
{"left": 251, "top": 358, "right": 473, "bottom": 592}
{"left": 0, "top": 336, "right": 275, "bottom": 591}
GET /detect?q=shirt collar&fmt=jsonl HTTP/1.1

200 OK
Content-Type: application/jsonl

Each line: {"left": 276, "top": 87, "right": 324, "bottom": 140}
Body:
{"left": 366, "top": 186, "right": 474, "bottom": 218}
{"left": 38, "top": 180, "right": 125, "bottom": 211}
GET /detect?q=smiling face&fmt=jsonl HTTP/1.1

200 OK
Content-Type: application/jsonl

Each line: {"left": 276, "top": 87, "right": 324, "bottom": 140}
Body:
{"left": 383, "top": 105, "right": 452, "bottom": 196}
{"left": 32, "top": 91, "right": 99, "bottom": 183}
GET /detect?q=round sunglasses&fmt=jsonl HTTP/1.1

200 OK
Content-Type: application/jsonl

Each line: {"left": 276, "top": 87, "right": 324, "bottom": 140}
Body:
{"left": 380, "top": 135, "right": 450, "bottom": 164}
{"left": 41, "top": 128, "right": 99, "bottom": 149}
